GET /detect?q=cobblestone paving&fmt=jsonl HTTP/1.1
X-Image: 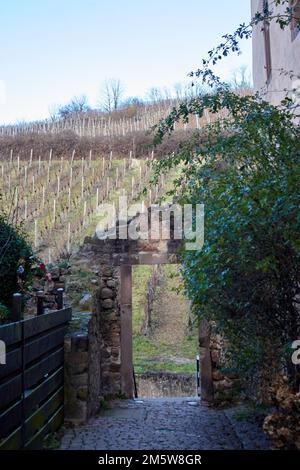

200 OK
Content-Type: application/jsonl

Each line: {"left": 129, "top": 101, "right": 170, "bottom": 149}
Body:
{"left": 60, "top": 398, "right": 271, "bottom": 450}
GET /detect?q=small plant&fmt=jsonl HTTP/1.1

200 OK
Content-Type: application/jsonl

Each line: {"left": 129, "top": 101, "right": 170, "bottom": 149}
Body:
{"left": 0, "top": 303, "right": 9, "bottom": 324}
{"left": 0, "top": 215, "right": 33, "bottom": 308}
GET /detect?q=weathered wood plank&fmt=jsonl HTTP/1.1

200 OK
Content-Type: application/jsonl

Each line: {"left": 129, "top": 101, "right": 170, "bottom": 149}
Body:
{"left": 24, "top": 387, "right": 63, "bottom": 441}
{"left": 0, "top": 367, "right": 64, "bottom": 439}
{"left": 0, "top": 400, "right": 22, "bottom": 439}
{"left": 0, "top": 375, "right": 22, "bottom": 411}
{"left": 24, "top": 367, "right": 64, "bottom": 416}
{"left": 0, "top": 348, "right": 21, "bottom": 381}
{"left": 24, "top": 308, "right": 72, "bottom": 339}
{"left": 24, "top": 326, "right": 66, "bottom": 365}
{"left": 24, "top": 405, "right": 64, "bottom": 450}
{"left": 0, "top": 426, "right": 22, "bottom": 450}
{"left": 25, "top": 347, "right": 64, "bottom": 389}
{"left": 0, "top": 322, "right": 21, "bottom": 347}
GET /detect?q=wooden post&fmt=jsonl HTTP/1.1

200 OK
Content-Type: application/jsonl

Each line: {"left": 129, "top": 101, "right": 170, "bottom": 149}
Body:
{"left": 89, "top": 149, "right": 92, "bottom": 166}
{"left": 67, "top": 222, "right": 71, "bottom": 253}
{"left": 53, "top": 198, "right": 56, "bottom": 224}
{"left": 36, "top": 291, "right": 44, "bottom": 316}
{"left": 42, "top": 185, "right": 45, "bottom": 208}
{"left": 68, "top": 187, "right": 71, "bottom": 211}
{"left": 81, "top": 176, "right": 84, "bottom": 199}
{"left": 34, "top": 219, "right": 38, "bottom": 248}
{"left": 96, "top": 187, "right": 99, "bottom": 208}
{"left": 29, "top": 148, "right": 33, "bottom": 166}
{"left": 24, "top": 198, "right": 27, "bottom": 220}
{"left": 57, "top": 288, "right": 64, "bottom": 310}
{"left": 120, "top": 265, "right": 133, "bottom": 397}
{"left": 12, "top": 293, "right": 22, "bottom": 322}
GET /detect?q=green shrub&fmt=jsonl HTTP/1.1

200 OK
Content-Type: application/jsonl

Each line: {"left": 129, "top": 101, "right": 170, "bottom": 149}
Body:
{"left": 0, "top": 303, "right": 9, "bottom": 324}
{"left": 0, "top": 215, "right": 33, "bottom": 309}
{"left": 153, "top": 91, "right": 300, "bottom": 395}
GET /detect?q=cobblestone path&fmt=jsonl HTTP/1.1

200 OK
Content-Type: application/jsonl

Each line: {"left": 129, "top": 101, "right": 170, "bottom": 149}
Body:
{"left": 60, "top": 398, "right": 270, "bottom": 450}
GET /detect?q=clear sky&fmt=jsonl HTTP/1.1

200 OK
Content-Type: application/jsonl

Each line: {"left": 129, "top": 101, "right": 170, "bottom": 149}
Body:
{"left": 0, "top": 0, "right": 252, "bottom": 124}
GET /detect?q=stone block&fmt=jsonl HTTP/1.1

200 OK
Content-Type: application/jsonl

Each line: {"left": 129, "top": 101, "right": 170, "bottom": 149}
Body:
{"left": 211, "top": 349, "right": 220, "bottom": 364}
{"left": 77, "top": 386, "right": 88, "bottom": 400}
{"left": 212, "top": 370, "right": 225, "bottom": 381}
{"left": 71, "top": 373, "right": 88, "bottom": 387}
{"left": 214, "top": 379, "right": 234, "bottom": 392}
{"left": 101, "top": 287, "right": 114, "bottom": 299}
{"left": 67, "top": 352, "right": 88, "bottom": 374}
{"left": 102, "top": 299, "right": 113, "bottom": 309}
{"left": 71, "top": 333, "right": 89, "bottom": 352}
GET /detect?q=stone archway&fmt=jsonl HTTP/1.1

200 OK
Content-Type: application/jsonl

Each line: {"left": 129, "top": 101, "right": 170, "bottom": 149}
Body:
{"left": 65, "top": 209, "right": 218, "bottom": 424}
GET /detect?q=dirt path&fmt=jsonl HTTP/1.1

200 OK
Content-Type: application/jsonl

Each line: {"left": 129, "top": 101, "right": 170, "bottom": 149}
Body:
{"left": 152, "top": 268, "right": 189, "bottom": 347}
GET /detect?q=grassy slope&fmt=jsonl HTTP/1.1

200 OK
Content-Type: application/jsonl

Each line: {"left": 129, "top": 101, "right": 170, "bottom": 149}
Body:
{"left": 133, "top": 265, "right": 198, "bottom": 374}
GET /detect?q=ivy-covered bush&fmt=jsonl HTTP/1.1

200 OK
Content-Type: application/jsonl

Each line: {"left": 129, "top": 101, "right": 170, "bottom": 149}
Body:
{"left": 153, "top": 91, "right": 300, "bottom": 396}
{"left": 0, "top": 215, "right": 33, "bottom": 311}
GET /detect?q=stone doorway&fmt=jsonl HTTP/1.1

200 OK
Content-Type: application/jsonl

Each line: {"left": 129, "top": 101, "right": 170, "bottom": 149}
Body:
{"left": 66, "top": 209, "right": 216, "bottom": 424}
{"left": 119, "top": 255, "right": 182, "bottom": 398}
{"left": 126, "top": 263, "right": 198, "bottom": 399}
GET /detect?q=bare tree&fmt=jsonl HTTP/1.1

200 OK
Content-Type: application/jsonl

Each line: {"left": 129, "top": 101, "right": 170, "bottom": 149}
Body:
{"left": 100, "top": 79, "right": 125, "bottom": 112}
{"left": 145, "top": 87, "right": 163, "bottom": 103}
{"left": 57, "top": 95, "right": 91, "bottom": 119}
{"left": 174, "top": 82, "right": 184, "bottom": 101}
{"left": 231, "top": 65, "right": 252, "bottom": 91}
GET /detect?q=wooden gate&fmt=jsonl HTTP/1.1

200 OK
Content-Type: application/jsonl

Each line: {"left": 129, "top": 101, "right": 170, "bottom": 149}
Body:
{"left": 0, "top": 307, "right": 72, "bottom": 449}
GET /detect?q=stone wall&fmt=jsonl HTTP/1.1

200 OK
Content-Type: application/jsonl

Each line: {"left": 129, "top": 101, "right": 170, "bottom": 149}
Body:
{"left": 94, "top": 266, "right": 122, "bottom": 396}
{"left": 136, "top": 372, "right": 196, "bottom": 398}
{"left": 199, "top": 319, "right": 237, "bottom": 405}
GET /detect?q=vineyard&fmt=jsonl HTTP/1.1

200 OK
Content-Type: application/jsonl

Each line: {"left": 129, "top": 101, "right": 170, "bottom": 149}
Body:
{"left": 0, "top": 100, "right": 217, "bottom": 138}
{"left": 0, "top": 150, "right": 168, "bottom": 263}
{"left": 0, "top": 97, "right": 227, "bottom": 264}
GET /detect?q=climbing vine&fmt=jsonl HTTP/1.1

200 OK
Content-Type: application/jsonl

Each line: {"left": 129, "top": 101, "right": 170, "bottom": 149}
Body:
{"left": 150, "top": 1, "right": 300, "bottom": 395}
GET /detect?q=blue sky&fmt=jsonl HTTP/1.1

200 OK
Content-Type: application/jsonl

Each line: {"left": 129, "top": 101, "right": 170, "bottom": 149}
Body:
{"left": 0, "top": 1, "right": 252, "bottom": 124}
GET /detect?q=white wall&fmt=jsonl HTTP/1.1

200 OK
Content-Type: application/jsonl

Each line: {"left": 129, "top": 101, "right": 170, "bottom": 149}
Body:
{"left": 251, "top": 0, "right": 300, "bottom": 105}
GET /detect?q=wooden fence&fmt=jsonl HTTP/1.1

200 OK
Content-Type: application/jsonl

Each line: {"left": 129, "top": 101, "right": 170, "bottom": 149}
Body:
{"left": 0, "top": 305, "right": 72, "bottom": 449}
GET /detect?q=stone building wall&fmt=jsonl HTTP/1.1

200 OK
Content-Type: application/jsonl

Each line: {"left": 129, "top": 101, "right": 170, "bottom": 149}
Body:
{"left": 199, "top": 320, "right": 237, "bottom": 405}
{"left": 252, "top": 0, "right": 300, "bottom": 105}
